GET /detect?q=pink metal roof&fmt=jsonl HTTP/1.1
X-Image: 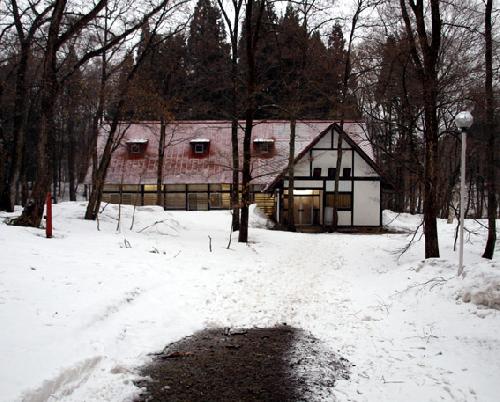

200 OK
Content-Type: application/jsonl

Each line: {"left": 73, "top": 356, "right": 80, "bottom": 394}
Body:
{"left": 88, "top": 120, "right": 373, "bottom": 185}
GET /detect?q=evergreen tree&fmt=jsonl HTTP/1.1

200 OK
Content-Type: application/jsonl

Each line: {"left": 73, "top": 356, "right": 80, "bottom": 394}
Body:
{"left": 239, "top": 0, "right": 280, "bottom": 118}
{"left": 186, "top": 0, "right": 231, "bottom": 119}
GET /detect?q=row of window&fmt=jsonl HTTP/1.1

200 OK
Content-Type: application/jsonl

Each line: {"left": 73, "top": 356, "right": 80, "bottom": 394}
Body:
{"left": 282, "top": 192, "right": 352, "bottom": 209}
{"left": 128, "top": 140, "right": 274, "bottom": 157}
{"left": 312, "top": 167, "right": 351, "bottom": 179}
{"left": 100, "top": 184, "right": 273, "bottom": 211}
{"left": 102, "top": 184, "right": 267, "bottom": 193}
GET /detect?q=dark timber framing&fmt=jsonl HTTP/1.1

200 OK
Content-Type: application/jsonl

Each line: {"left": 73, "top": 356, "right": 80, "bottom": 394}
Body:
{"left": 269, "top": 124, "right": 386, "bottom": 228}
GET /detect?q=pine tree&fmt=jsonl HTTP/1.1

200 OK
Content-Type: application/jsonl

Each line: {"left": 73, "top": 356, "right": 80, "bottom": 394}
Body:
{"left": 186, "top": 0, "right": 231, "bottom": 119}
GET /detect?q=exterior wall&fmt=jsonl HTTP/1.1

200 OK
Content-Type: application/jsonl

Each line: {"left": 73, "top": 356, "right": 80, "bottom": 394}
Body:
{"left": 324, "top": 210, "right": 351, "bottom": 226}
{"left": 325, "top": 180, "right": 351, "bottom": 191}
{"left": 353, "top": 181, "right": 380, "bottom": 226}
{"left": 354, "top": 153, "right": 377, "bottom": 177}
{"left": 281, "top": 127, "right": 382, "bottom": 227}
{"left": 333, "top": 131, "right": 351, "bottom": 149}
{"left": 100, "top": 183, "right": 275, "bottom": 218}
{"left": 284, "top": 180, "right": 323, "bottom": 188}
{"left": 311, "top": 150, "right": 352, "bottom": 174}
{"left": 294, "top": 159, "right": 310, "bottom": 176}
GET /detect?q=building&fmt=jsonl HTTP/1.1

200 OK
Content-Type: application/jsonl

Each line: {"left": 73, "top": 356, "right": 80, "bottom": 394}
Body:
{"left": 86, "top": 120, "right": 388, "bottom": 228}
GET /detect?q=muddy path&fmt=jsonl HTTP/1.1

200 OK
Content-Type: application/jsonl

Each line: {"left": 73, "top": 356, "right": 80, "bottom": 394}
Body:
{"left": 136, "top": 326, "right": 349, "bottom": 402}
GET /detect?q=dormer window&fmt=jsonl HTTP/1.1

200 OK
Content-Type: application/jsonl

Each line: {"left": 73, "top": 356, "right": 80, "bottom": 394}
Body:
{"left": 190, "top": 138, "right": 210, "bottom": 156}
{"left": 194, "top": 143, "right": 205, "bottom": 154}
{"left": 253, "top": 138, "right": 275, "bottom": 155}
{"left": 126, "top": 139, "right": 148, "bottom": 157}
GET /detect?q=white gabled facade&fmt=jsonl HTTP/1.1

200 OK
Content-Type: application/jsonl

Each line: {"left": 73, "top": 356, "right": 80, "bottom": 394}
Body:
{"left": 277, "top": 125, "right": 383, "bottom": 227}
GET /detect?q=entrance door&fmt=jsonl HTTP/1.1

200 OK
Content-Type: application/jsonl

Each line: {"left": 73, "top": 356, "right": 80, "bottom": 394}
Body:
{"left": 293, "top": 196, "right": 319, "bottom": 225}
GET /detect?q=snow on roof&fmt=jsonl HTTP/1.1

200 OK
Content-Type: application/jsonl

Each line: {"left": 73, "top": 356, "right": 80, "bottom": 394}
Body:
{"left": 190, "top": 138, "right": 210, "bottom": 143}
{"left": 126, "top": 138, "right": 149, "bottom": 144}
{"left": 87, "top": 120, "right": 375, "bottom": 186}
{"left": 253, "top": 138, "right": 275, "bottom": 143}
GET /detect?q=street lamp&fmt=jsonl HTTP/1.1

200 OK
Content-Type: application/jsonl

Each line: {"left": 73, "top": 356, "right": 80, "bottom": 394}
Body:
{"left": 454, "top": 111, "right": 473, "bottom": 276}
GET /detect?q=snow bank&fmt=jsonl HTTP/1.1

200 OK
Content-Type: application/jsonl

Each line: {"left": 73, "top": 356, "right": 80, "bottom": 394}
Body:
{"left": 460, "top": 265, "right": 500, "bottom": 310}
{"left": 249, "top": 204, "right": 274, "bottom": 229}
{"left": 383, "top": 209, "right": 423, "bottom": 232}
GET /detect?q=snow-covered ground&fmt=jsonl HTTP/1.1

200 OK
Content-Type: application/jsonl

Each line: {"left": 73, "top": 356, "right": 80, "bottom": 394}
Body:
{"left": 0, "top": 203, "right": 499, "bottom": 402}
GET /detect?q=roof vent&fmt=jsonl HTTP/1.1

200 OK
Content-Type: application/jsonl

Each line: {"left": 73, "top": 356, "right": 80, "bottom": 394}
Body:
{"left": 253, "top": 138, "right": 274, "bottom": 155}
{"left": 190, "top": 138, "right": 210, "bottom": 156}
{"left": 126, "top": 139, "right": 148, "bottom": 157}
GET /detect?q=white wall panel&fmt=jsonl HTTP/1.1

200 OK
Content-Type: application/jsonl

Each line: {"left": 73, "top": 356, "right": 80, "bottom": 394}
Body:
{"left": 294, "top": 158, "right": 310, "bottom": 176}
{"left": 324, "top": 209, "right": 351, "bottom": 226}
{"left": 325, "top": 180, "right": 351, "bottom": 191}
{"left": 315, "top": 130, "right": 332, "bottom": 148}
{"left": 284, "top": 180, "right": 323, "bottom": 188}
{"left": 311, "top": 150, "right": 352, "bottom": 176}
{"left": 333, "top": 131, "right": 351, "bottom": 149}
{"left": 353, "top": 181, "right": 380, "bottom": 226}
{"left": 354, "top": 153, "right": 377, "bottom": 177}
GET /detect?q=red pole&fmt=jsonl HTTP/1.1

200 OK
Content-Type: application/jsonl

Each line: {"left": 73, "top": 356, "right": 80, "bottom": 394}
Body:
{"left": 46, "top": 192, "right": 52, "bottom": 238}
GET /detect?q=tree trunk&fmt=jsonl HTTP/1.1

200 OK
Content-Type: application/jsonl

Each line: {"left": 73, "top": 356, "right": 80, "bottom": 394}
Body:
{"left": 400, "top": 0, "right": 442, "bottom": 258}
{"left": 287, "top": 118, "right": 296, "bottom": 231}
{"left": 14, "top": 0, "right": 66, "bottom": 226}
{"left": 67, "top": 119, "right": 77, "bottom": 201}
{"left": 483, "top": 0, "right": 496, "bottom": 259}
{"left": 156, "top": 117, "right": 166, "bottom": 206}
{"left": 1, "top": 41, "right": 30, "bottom": 212}
{"left": 231, "top": 118, "right": 240, "bottom": 231}
{"left": 238, "top": 0, "right": 264, "bottom": 243}
{"left": 422, "top": 82, "right": 440, "bottom": 258}
{"left": 332, "top": 124, "right": 344, "bottom": 230}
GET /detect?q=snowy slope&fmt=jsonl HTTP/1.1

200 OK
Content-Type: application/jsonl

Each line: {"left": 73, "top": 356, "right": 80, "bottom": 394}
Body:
{"left": 0, "top": 203, "right": 499, "bottom": 402}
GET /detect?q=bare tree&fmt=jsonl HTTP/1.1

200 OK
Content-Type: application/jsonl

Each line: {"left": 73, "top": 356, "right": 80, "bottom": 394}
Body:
{"left": 85, "top": 3, "right": 189, "bottom": 220}
{"left": 0, "top": 1, "right": 54, "bottom": 212}
{"left": 399, "top": 0, "right": 442, "bottom": 258}
{"left": 332, "top": 0, "right": 370, "bottom": 230}
{"left": 482, "top": 0, "right": 496, "bottom": 259}
{"left": 217, "top": 0, "right": 244, "bottom": 232}
{"left": 239, "top": 0, "right": 266, "bottom": 243}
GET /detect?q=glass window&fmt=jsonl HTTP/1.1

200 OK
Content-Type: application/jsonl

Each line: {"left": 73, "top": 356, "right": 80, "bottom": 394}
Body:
{"left": 143, "top": 193, "right": 158, "bottom": 205}
{"left": 210, "top": 184, "right": 222, "bottom": 191}
{"left": 103, "top": 184, "right": 120, "bottom": 192}
{"left": 188, "top": 192, "right": 208, "bottom": 210}
{"left": 188, "top": 184, "right": 208, "bottom": 191}
{"left": 326, "top": 193, "right": 352, "bottom": 209}
{"left": 121, "top": 193, "right": 141, "bottom": 206}
{"left": 165, "top": 193, "right": 186, "bottom": 209}
{"left": 143, "top": 185, "right": 159, "bottom": 192}
{"left": 165, "top": 184, "right": 186, "bottom": 192}
{"left": 122, "top": 184, "right": 140, "bottom": 191}
{"left": 313, "top": 168, "right": 322, "bottom": 177}
{"left": 194, "top": 143, "right": 205, "bottom": 154}
{"left": 343, "top": 168, "right": 351, "bottom": 178}
{"left": 328, "top": 168, "right": 336, "bottom": 178}
{"left": 210, "top": 193, "right": 222, "bottom": 208}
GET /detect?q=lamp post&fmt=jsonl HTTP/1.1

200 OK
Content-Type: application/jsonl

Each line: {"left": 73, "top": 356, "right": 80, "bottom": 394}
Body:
{"left": 454, "top": 111, "right": 473, "bottom": 276}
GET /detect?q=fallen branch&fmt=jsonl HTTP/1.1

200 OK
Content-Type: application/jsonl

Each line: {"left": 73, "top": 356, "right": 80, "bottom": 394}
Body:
{"left": 395, "top": 219, "right": 424, "bottom": 259}
{"left": 392, "top": 276, "right": 451, "bottom": 297}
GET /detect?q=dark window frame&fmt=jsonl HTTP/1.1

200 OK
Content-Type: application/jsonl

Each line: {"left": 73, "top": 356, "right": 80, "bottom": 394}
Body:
{"left": 130, "top": 143, "right": 141, "bottom": 154}
{"left": 328, "top": 168, "right": 336, "bottom": 178}
{"left": 194, "top": 143, "right": 206, "bottom": 154}
{"left": 313, "top": 168, "right": 322, "bottom": 177}
{"left": 343, "top": 168, "right": 351, "bottom": 178}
